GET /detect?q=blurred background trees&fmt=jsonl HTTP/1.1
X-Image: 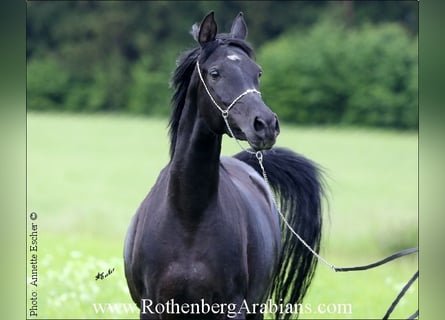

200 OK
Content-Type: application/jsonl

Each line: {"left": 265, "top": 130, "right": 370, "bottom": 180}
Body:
{"left": 27, "top": 1, "right": 418, "bottom": 129}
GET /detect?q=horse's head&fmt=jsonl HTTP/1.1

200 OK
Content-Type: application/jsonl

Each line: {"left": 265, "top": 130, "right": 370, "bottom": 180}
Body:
{"left": 194, "top": 12, "right": 280, "bottom": 151}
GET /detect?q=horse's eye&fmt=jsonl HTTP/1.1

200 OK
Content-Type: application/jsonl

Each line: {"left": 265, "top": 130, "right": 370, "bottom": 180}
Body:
{"left": 258, "top": 71, "right": 263, "bottom": 78}
{"left": 209, "top": 70, "right": 220, "bottom": 80}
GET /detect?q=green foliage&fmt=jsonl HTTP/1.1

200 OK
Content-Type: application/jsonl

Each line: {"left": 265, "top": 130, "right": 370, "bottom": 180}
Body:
{"left": 258, "top": 21, "right": 418, "bottom": 129}
{"left": 27, "top": 2, "right": 418, "bottom": 129}
{"left": 127, "top": 53, "right": 174, "bottom": 116}
{"left": 27, "top": 57, "right": 70, "bottom": 110}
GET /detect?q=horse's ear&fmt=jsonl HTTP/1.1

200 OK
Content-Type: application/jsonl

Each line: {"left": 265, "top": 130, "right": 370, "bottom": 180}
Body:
{"left": 230, "top": 12, "right": 247, "bottom": 40}
{"left": 198, "top": 11, "right": 217, "bottom": 46}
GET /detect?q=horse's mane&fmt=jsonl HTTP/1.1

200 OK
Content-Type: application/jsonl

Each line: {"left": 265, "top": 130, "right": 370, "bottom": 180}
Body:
{"left": 168, "top": 31, "right": 254, "bottom": 158}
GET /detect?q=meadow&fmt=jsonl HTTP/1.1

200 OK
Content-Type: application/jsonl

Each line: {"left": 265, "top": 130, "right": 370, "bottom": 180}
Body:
{"left": 27, "top": 112, "right": 418, "bottom": 319}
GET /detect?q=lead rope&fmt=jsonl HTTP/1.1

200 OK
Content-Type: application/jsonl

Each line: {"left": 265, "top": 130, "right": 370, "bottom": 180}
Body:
{"left": 252, "top": 126, "right": 418, "bottom": 320}
{"left": 196, "top": 60, "right": 418, "bottom": 271}
{"left": 255, "top": 151, "right": 339, "bottom": 271}
{"left": 253, "top": 151, "right": 418, "bottom": 273}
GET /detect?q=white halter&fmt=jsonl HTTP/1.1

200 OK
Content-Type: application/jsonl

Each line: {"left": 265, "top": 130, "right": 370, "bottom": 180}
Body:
{"left": 196, "top": 61, "right": 261, "bottom": 119}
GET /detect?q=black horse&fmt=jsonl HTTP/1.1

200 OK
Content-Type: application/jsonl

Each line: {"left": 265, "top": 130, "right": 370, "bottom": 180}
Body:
{"left": 124, "top": 12, "right": 324, "bottom": 320}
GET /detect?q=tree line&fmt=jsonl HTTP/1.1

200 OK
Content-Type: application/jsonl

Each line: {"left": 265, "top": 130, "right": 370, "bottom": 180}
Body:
{"left": 27, "top": 1, "right": 418, "bottom": 129}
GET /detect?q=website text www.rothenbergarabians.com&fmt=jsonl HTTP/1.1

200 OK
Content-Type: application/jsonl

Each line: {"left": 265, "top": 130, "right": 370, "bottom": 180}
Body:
{"left": 93, "top": 299, "right": 353, "bottom": 318}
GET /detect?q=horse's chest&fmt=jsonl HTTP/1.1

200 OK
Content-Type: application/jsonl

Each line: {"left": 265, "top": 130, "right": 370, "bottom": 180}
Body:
{"left": 161, "top": 213, "right": 246, "bottom": 268}
{"left": 143, "top": 211, "right": 247, "bottom": 302}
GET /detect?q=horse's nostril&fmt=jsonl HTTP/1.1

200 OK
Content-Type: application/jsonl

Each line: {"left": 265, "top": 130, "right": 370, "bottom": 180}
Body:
{"left": 275, "top": 116, "right": 280, "bottom": 135}
{"left": 254, "top": 117, "right": 266, "bottom": 133}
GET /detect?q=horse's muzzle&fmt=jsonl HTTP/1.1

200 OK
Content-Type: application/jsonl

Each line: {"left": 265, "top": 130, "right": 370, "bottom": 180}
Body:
{"left": 249, "top": 113, "right": 280, "bottom": 150}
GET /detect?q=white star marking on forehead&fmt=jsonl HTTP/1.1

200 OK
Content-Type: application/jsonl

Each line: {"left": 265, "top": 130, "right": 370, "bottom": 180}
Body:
{"left": 227, "top": 54, "right": 242, "bottom": 61}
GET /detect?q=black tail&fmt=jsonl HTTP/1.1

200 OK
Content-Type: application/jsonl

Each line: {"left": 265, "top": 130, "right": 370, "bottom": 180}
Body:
{"left": 234, "top": 147, "right": 324, "bottom": 319}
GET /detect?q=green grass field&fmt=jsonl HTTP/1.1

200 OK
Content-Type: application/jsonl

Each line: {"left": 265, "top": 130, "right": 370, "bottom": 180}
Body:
{"left": 27, "top": 112, "right": 418, "bottom": 319}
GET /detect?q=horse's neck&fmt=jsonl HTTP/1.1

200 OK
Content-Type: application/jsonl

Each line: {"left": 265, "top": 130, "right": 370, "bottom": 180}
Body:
{"left": 168, "top": 99, "right": 222, "bottom": 218}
